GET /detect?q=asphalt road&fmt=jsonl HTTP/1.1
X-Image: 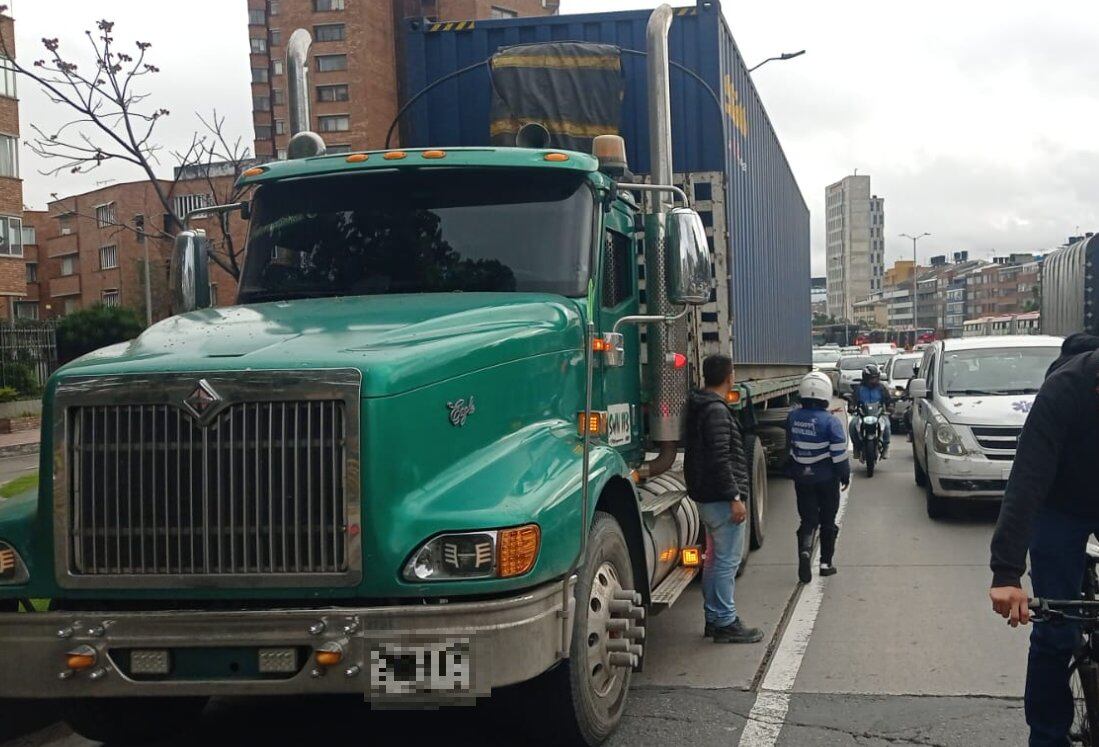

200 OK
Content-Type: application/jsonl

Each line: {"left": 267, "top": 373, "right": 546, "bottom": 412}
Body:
{"left": 2, "top": 442, "right": 1031, "bottom": 746}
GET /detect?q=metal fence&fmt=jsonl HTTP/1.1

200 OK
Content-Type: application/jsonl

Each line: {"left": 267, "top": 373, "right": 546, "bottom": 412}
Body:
{"left": 0, "top": 322, "right": 58, "bottom": 393}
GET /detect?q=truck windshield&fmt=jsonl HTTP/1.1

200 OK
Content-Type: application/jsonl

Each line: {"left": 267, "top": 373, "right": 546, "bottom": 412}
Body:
{"left": 238, "top": 168, "right": 594, "bottom": 303}
{"left": 939, "top": 347, "right": 1059, "bottom": 396}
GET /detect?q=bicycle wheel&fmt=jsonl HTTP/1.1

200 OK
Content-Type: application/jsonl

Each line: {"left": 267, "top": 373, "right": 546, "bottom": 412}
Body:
{"left": 1071, "top": 657, "right": 1099, "bottom": 744}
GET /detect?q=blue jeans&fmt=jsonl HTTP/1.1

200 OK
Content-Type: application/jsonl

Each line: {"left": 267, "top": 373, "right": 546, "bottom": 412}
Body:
{"left": 697, "top": 500, "right": 746, "bottom": 628}
{"left": 1027, "top": 506, "right": 1099, "bottom": 746}
{"left": 849, "top": 415, "right": 890, "bottom": 451}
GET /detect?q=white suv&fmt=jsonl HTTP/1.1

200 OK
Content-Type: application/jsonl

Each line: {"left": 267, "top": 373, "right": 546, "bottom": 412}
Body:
{"left": 910, "top": 335, "right": 1063, "bottom": 518}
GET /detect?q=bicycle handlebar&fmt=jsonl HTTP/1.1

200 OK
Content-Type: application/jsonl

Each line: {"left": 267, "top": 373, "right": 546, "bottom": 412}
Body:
{"left": 1029, "top": 598, "right": 1099, "bottom": 625}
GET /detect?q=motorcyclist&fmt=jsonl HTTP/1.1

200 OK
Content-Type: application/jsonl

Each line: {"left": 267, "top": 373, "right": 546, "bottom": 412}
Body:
{"left": 848, "top": 363, "right": 893, "bottom": 460}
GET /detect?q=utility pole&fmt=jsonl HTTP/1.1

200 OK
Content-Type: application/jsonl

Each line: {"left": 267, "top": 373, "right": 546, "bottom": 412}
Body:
{"left": 901, "top": 232, "right": 930, "bottom": 335}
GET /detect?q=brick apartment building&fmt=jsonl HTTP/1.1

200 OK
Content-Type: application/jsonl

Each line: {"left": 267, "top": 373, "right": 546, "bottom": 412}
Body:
{"left": 20, "top": 210, "right": 48, "bottom": 319}
{"left": 248, "top": 0, "right": 557, "bottom": 159}
{"left": 0, "top": 10, "right": 27, "bottom": 317}
{"left": 964, "top": 256, "right": 1040, "bottom": 319}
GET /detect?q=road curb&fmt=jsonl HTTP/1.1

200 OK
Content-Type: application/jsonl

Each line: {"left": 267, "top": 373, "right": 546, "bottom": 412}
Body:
{"left": 0, "top": 442, "right": 38, "bottom": 459}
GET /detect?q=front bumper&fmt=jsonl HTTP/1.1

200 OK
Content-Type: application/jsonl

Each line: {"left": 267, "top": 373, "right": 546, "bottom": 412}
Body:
{"left": 927, "top": 450, "right": 1009, "bottom": 499}
{"left": 0, "top": 576, "right": 575, "bottom": 702}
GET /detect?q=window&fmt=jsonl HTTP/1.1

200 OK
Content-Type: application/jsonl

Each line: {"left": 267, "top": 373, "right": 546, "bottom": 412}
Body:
{"left": 99, "top": 245, "right": 118, "bottom": 270}
{"left": 254, "top": 95, "right": 271, "bottom": 111}
{"left": 269, "top": 0, "right": 280, "bottom": 15}
{"left": 174, "top": 193, "right": 213, "bottom": 218}
{"left": 209, "top": 283, "right": 218, "bottom": 306}
{"left": 95, "top": 203, "right": 117, "bottom": 228}
{"left": 102, "top": 290, "right": 120, "bottom": 308}
{"left": 0, "top": 216, "right": 25, "bottom": 257}
{"left": 255, "top": 124, "right": 272, "bottom": 140}
{"left": 317, "top": 84, "right": 349, "bottom": 102}
{"left": 0, "top": 134, "right": 17, "bottom": 178}
{"left": 602, "top": 231, "right": 632, "bottom": 308}
{"left": 12, "top": 301, "right": 37, "bottom": 320}
{"left": 248, "top": 8, "right": 266, "bottom": 24}
{"left": 64, "top": 298, "right": 78, "bottom": 315}
{"left": 25, "top": 262, "right": 36, "bottom": 283}
{"left": 0, "top": 57, "right": 15, "bottom": 98}
{"left": 274, "top": 119, "right": 287, "bottom": 135}
{"left": 315, "top": 54, "right": 347, "bottom": 72}
{"left": 277, "top": 148, "right": 287, "bottom": 160}
{"left": 268, "top": 29, "right": 282, "bottom": 47}
{"left": 314, "top": 0, "right": 345, "bottom": 10}
{"left": 314, "top": 23, "right": 346, "bottom": 42}
{"left": 318, "top": 115, "right": 349, "bottom": 132}
{"left": 21, "top": 225, "right": 35, "bottom": 245}
{"left": 273, "top": 89, "right": 285, "bottom": 106}
{"left": 272, "top": 59, "right": 284, "bottom": 76}
{"left": 251, "top": 67, "right": 269, "bottom": 84}
{"left": 250, "top": 37, "right": 268, "bottom": 54}
{"left": 60, "top": 256, "right": 76, "bottom": 276}
{"left": 490, "top": 6, "right": 518, "bottom": 18}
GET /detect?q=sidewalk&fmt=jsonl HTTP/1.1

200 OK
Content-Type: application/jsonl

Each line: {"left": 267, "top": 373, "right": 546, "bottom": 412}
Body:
{"left": 0, "top": 429, "right": 39, "bottom": 458}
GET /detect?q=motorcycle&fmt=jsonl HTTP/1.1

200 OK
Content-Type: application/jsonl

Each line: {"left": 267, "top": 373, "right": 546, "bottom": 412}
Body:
{"left": 854, "top": 401, "right": 887, "bottom": 477}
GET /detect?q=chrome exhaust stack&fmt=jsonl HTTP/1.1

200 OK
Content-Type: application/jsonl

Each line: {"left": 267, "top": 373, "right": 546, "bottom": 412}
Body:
{"left": 286, "top": 29, "right": 326, "bottom": 159}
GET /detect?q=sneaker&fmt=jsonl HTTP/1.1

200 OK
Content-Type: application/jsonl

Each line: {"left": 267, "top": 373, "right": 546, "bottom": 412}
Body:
{"left": 819, "top": 563, "right": 837, "bottom": 577}
{"left": 704, "top": 622, "right": 715, "bottom": 638}
{"left": 853, "top": 448, "right": 862, "bottom": 461}
{"left": 713, "top": 618, "right": 763, "bottom": 644}
{"left": 798, "top": 548, "right": 812, "bottom": 584}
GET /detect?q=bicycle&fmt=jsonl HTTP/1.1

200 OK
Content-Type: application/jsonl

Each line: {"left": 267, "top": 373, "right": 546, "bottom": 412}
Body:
{"left": 1029, "top": 546, "right": 1099, "bottom": 744}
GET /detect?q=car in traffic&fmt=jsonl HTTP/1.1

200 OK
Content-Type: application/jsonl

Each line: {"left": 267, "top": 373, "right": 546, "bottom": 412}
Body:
{"left": 841, "top": 346, "right": 862, "bottom": 357}
{"left": 909, "top": 335, "right": 1063, "bottom": 518}
{"left": 885, "top": 352, "right": 922, "bottom": 432}
{"left": 836, "top": 354, "right": 875, "bottom": 395}
{"left": 813, "top": 348, "right": 842, "bottom": 388}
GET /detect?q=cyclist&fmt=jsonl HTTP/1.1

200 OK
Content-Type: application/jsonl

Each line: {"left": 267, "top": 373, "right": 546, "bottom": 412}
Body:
{"left": 848, "top": 364, "right": 893, "bottom": 460}
{"left": 989, "top": 334, "right": 1099, "bottom": 745}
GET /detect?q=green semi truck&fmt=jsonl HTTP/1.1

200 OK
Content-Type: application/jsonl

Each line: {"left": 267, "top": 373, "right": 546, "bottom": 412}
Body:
{"left": 0, "top": 4, "right": 808, "bottom": 744}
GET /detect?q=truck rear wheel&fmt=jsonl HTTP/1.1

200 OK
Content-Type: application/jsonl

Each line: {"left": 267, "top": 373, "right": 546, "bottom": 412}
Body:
{"left": 61, "top": 696, "right": 209, "bottom": 744}
{"left": 747, "top": 435, "right": 767, "bottom": 550}
{"left": 542, "top": 511, "right": 638, "bottom": 745}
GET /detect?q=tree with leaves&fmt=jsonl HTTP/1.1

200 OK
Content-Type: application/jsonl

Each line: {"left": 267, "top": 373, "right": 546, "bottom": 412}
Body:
{"left": 0, "top": 10, "right": 252, "bottom": 280}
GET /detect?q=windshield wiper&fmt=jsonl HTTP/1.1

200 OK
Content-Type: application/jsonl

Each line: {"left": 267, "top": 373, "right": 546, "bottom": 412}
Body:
{"left": 946, "top": 389, "right": 1007, "bottom": 396}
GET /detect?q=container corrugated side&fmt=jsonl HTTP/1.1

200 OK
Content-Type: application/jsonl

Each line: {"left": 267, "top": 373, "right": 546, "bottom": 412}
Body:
{"left": 1042, "top": 235, "right": 1099, "bottom": 336}
{"left": 401, "top": 0, "right": 809, "bottom": 368}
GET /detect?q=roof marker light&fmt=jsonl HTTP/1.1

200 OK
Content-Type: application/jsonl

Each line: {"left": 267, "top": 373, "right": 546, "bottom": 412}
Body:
{"left": 422, "top": 150, "right": 447, "bottom": 159}
{"left": 544, "top": 152, "right": 569, "bottom": 162}
{"left": 346, "top": 154, "right": 369, "bottom": 163}
{"left": 242, "top": 166, "right": 266, "bottom": 177}
{"left": 384, "top": 151, "right": 408, "bottom": 160}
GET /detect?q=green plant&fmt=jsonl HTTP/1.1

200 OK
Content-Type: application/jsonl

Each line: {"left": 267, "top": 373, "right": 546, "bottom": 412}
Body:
{"left": 0, "top": 386, "right": 19, "bottom": 403}
{"left": 56, "top": 304, "right": 145, "bottom": 365}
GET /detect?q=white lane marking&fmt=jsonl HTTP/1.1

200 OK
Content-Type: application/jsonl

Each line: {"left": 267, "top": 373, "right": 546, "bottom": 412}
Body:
{"left": 738, "top": 482, "right": 851, "bottom": 747}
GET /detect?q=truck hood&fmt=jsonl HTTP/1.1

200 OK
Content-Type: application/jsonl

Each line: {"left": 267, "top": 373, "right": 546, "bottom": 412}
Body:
{"left": 939, "top": 393, "right": 1037, "bottom": 427}
{"left": 57, "top": 293, "right": 584, "bottom": 398}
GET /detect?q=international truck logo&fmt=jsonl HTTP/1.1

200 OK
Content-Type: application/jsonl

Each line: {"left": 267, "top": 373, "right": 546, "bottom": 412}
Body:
{"left": 446, "top": 397, "right": 476, "bottom": 427}
{"left": 443, "top": 538, "right": 493, "bottom": 572}
{"left": 183, "top": 379, "right": 221, "bottom": 421}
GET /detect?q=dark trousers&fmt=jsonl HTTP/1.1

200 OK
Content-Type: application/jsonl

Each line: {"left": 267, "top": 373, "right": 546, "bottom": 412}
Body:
{"left": 1027, "top": 507, "right": 1099, "bottom": 746}
{"left": 794, "top": 479, "right": 841, "bottom": 564}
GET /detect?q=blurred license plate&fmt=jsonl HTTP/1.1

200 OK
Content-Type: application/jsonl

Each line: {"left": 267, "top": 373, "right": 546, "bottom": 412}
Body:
{"left": 369, "top": 639, "right": 471, "bottom": 696}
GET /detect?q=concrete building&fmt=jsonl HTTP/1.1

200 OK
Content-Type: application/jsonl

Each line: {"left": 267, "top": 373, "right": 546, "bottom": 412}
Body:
{"left": 825, "top": 174, "right": 884, "bottom": 320}
{"left": 0, "top": 10, "right": 27, "bottom": 317}
{"left": 248, "top": 0, "right": 557, "bottom": 160}
{"left": 853, "top": 293, "right": 888, "bottom": 328}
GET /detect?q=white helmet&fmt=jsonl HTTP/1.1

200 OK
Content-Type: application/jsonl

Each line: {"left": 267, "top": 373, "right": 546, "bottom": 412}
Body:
{"left": 799, "top": 371, "right": 833, "bottom": 402}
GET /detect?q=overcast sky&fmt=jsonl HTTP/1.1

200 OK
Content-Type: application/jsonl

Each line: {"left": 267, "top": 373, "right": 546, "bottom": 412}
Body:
{"left": 13, "top": 1, "right": 1099, "bottom": 274}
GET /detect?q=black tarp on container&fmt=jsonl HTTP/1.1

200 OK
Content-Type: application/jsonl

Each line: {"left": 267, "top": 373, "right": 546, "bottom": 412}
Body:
{"left": 488, "top": 42, "right": 624, "bottom": 152}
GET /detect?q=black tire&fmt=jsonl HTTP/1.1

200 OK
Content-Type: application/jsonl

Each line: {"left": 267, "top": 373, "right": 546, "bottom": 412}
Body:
{"left": 747, "top": 435, "right": 767, "bottom": 551}
{"left": 924, "top": 463, "right": 949, "bottom": 519}
{"left": 1071, "top": 658, "right": 1099, "bottom": 744}
{"left": 737, "top": 488, "right": 751, "bottom": 576}
{"left": 540, "top": 511, "right": 635, "bottom": 746}
{"left": 864, "top": 440, "right": 877, "bottom": 478}
{"left": 913, "top": 442, "right": 928, "bottom": 487}
{"left": 61, "top": 697, "right": 208, "bottom": 745}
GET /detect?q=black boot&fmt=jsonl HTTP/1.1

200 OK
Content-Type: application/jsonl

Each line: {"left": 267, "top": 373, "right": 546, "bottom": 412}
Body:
{"left": 797, "top": 529, "right": 814, "bottom": 584}
{"left": 819, "top": 525, "right": 839, "bottom": 577}
{"left": 713, "top": 618, "right": 764, "bottom": 644}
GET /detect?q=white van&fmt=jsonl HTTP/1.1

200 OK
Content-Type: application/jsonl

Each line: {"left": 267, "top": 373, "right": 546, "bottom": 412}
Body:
{"left": 910, "top": 336, "right": 1062, "bottom": 517}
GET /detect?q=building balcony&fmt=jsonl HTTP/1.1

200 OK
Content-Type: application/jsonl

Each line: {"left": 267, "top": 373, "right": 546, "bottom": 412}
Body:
{"left": 47, "top": 231, "right": 79, "bottom": 258}
{"left": 50, "top": 274, "right": 81, "bottom": 298}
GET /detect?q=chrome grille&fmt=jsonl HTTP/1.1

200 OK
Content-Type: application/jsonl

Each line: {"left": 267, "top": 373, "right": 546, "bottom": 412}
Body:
{"left": 55, "top": 371, "right": 361, "bottom": 588}
{"left": 970, "top": 426, "right": 1022, "bottom": 456}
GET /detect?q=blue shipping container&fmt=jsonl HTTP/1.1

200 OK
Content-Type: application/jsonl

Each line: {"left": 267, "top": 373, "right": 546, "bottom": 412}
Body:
{"left": 400, "top": 0, "right": 810, "bottom": 369}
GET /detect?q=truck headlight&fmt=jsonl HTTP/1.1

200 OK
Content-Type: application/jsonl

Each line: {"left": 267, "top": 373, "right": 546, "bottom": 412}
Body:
{"left": 931, "top": 421, "right": 967, "bottom": 456}
{"left": 0, "top": 542, "right": 28, "bottom": 585}
{"left": 403, "top": 525, "right": 540, "bottom": 582}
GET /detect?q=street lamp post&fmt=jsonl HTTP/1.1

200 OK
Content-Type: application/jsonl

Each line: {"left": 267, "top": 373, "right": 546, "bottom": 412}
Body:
{"left": 900, "top": 232, "right": 931, "bottom": 338}
{"left": 747, "top": 49, "right": 806, "bottom": 73}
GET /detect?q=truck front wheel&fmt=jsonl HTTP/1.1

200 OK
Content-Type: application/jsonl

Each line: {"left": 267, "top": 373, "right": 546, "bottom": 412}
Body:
{"left": 542, "top": 511, "right": 638, "bottom": 745}
{"left": 61, "top": 696, "right": 209, "bottom": 745}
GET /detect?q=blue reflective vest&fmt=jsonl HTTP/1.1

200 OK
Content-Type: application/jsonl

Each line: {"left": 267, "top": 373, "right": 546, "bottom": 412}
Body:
{"left": 785, "top": 405, "right": 851, "bottom": 484}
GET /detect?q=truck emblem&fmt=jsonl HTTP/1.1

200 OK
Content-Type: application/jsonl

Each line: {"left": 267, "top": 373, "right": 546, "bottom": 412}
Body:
{"left": 446, "top": 397, "right": 476, "bottom": 427}
{"left": 1012, "top": 400, "right": 1033, "bottom": 414}
{"left": 183, "top": 380, "right": 221, "bottom": 420}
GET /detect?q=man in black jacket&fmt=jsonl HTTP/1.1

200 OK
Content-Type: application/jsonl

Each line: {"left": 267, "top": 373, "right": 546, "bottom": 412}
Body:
{"left": 684, "top": 355, "right": 763, "bottom": 644}
{"left": 990, "top": 335, "right": 1099, "bottom": 745}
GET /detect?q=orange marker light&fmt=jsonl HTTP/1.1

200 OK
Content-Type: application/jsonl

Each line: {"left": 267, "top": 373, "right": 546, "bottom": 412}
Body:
{"left": 681, "top": 546, "right": 701, "bottom": 567}
{"left": 346, "top": 154, "right": 369, "bottom": 163}
{"left": 726, "top": 389, "right": 741, "bottom": 405}
{"left": 544, "top": 152, "right": 569, "bottom": 162}
{"left": 421, "top": 150, "right": 447, "bottom": 159}
{"left": 242, "top": 166, "right": 266, "bottom": 177}
{"left": 497, "top": 524, "right": 540, "bottom": 578}
{"left": 384, "top": 151, "right": 408, "bottom": 160}
{"left": 315, "top": 649, "right": 343, "bottom": 667}
{"left": 592, "top": 338, "right": 610, "bottom": 352}
{"left": 577, "top": 411, "right": 607, "bottom": 437}
{"left": 66, "top": 648, "right": 97, "bottom": 671}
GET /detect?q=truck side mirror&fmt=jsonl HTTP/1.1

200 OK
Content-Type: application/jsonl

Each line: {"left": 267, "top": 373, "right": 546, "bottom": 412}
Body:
{"left": 909, "top": 378, "right": 929, "bottom": 399}
{"left": 666, "top": 208, "right": 713, "bottom": 306}
{"left": 170, "top": 230, "right": 212, "bottom": 315}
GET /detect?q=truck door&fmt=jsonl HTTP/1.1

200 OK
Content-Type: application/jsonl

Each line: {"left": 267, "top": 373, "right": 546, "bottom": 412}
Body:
{"left": 598, "top": 224, "right": 643, "bottom": 460}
